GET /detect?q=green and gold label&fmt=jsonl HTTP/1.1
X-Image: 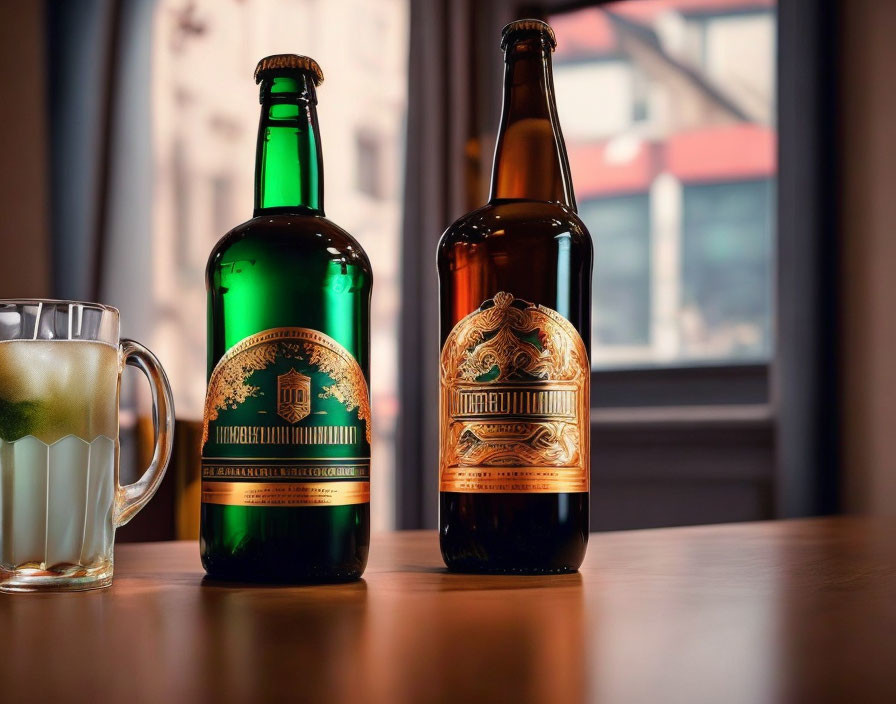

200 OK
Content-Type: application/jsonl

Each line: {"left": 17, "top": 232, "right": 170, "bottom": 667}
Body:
{"left": 201, "top": 327, "right": 370, "bottom": 507}
{"left": 440, "top": 292, "right": 589, "bottom": 494}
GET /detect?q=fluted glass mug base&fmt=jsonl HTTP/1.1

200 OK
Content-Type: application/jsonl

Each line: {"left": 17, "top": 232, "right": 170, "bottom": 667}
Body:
{"left": 0, "top": 558, "right": 114, "bottom": 592}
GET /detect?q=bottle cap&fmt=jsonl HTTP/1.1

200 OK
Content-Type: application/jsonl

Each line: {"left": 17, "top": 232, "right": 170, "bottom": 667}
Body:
{"left": 501, "top": 19, "right": 556, "bottom": 51}
{"left": 254, "top": 54, "right": 324, "bottom": 85}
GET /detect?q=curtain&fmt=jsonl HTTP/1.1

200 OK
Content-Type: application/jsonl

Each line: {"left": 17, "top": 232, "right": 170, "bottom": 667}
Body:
{"left": 46, "top": 0, "right": 155, "bottom": 335}
{"left": 46, "top": 0, "right": 174, "bottom": 540}
{"left": 397, "top": 0, "right": 516, "bottom": 528}
{"left": 46, "top": 0, "right": 118, "bottom": 301}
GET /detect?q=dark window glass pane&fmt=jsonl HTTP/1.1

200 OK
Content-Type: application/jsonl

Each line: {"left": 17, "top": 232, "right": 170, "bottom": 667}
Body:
{"left": 580, "top": 195, "right": 651, "bottom": 348}
{"left": 682, "top": 180, "right": 773, "bottom": 360}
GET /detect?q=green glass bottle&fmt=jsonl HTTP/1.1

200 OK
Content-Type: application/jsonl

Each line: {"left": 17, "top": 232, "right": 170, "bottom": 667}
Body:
{"left": 200, "top": 55, "right": 371, "bottom": 582}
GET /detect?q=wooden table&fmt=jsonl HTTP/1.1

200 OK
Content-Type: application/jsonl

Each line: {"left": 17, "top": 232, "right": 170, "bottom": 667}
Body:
{"left": 1, "top": 518, "right": 895, "bottom": 703}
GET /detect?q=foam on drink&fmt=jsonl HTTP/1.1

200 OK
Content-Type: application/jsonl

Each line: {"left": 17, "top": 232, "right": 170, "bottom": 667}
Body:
{"left": 0, "top": 340, "right": 118, "bottom": 444}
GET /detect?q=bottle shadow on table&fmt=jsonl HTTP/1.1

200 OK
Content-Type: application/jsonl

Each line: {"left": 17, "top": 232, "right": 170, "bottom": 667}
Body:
{"left": 198, "top": 575, "right": 369, "bottom": 591}
{"left": 384, "top": 563, "right": 585, "bottom": 595}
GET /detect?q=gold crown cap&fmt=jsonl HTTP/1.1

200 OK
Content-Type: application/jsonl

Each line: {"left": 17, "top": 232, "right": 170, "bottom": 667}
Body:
{"left": 254, "top": 54, "right": 324, "bottom": 85}
{"left": 501, "top": 19, "right": 557, "bottom": 51}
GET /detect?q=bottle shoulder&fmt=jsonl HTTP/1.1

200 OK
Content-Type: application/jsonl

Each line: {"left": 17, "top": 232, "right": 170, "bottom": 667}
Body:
{"left": 207, "top": 213, "right": 371, "bottom": 278}
{"left": 438, "top": 200, "right": 591, "bottom": 252}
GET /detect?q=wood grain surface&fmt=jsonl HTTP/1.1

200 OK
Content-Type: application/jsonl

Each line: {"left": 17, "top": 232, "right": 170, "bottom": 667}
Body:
{"left": 1, "top": 518, "right": 895, "bottom": 703}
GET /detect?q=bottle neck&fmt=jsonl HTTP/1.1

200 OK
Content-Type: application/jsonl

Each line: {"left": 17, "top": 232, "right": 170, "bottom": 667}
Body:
{"left": 254, "top": 75, "right": 324, "bottom": 216}
{"left": 489, "top": 38, "right": 575, "bottom": 209}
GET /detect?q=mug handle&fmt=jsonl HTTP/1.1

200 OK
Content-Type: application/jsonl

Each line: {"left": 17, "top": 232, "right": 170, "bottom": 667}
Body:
{"left": 113, "top": 339, "right": 176, "bottom": 527}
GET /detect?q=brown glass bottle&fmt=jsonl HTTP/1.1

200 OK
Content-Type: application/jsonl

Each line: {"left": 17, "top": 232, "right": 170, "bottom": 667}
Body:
{"left": 438, "top": 20, "right": 593, "bottom": 573}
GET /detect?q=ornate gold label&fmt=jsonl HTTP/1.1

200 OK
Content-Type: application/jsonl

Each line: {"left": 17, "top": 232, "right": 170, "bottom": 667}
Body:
{"left": 201, "top": 327, "right": 370, "bottom": 507}
{"left": 440, "top": 292, "right": 589, "bottom": 493}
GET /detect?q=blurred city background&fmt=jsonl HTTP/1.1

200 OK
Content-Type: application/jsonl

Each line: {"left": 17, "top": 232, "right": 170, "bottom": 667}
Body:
{"left": 0, "top": 0, "right": 893, "bottom": 536}
{"left": 553, "top": 1, "right": 774, "bottom": 367}
{"left": 147, "top": 0, "right": 408, "bottom": 532}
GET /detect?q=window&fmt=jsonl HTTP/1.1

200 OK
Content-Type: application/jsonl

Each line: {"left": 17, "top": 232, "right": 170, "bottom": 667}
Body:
{"left": 543, "top": 0, "right": 780, "bottom": 529}
{"left": 551, "top": 0, "right": 776, "bottom": 368}
{"left": 681, "top": 180, "right": 773, "bottom": 360}
{"left": 581, "top": 194, "right": 651, "bottom": 351}
{"left": 150, "top": 0, "right": 408, "bottom": 530}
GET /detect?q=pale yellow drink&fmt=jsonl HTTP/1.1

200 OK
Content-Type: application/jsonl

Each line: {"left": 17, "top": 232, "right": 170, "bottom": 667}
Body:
{"left": 0, "top": 341, "right": 119, "bottom": 576}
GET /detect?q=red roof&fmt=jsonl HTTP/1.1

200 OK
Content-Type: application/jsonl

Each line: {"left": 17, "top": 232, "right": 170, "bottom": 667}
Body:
{"left": 553, "top": 0, "right": 775, "bottom": 59}
{"left": 553, "top": 10, "right": 617, "bottom": 59}
{"left": 665, "top": 124, "right": 776, "bottom": 182}
{"left": 611, "top": 0, "right": 774, "bottom": 23}
{"left": 570, "top": 124, "right": 776, "bottom": 199}
{"left": 568, "top": 140, "right": 656, "bottom": 197}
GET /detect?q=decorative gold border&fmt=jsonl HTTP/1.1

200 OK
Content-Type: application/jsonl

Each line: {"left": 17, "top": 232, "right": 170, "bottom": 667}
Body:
{"left": 439, "top": 466, "right": 586, "bottom": 493}
{"left": 201, "top": 480, "right": 369, "bottom": 507}
{"left": 202, "top": 327, "right": 371, "bottom": 447}
{"left": 439, "top": 293, "right": 589, "bottom": 494}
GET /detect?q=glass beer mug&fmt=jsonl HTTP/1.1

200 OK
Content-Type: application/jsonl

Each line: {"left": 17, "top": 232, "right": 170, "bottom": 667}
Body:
{"left": 0, "top": 300, "right": 174, "bottom": 591}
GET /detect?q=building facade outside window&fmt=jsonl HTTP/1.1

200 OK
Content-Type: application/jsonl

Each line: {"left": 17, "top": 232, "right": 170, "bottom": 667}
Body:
{"left": 552, "top": 0, "right": 776, "bottom": 368}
